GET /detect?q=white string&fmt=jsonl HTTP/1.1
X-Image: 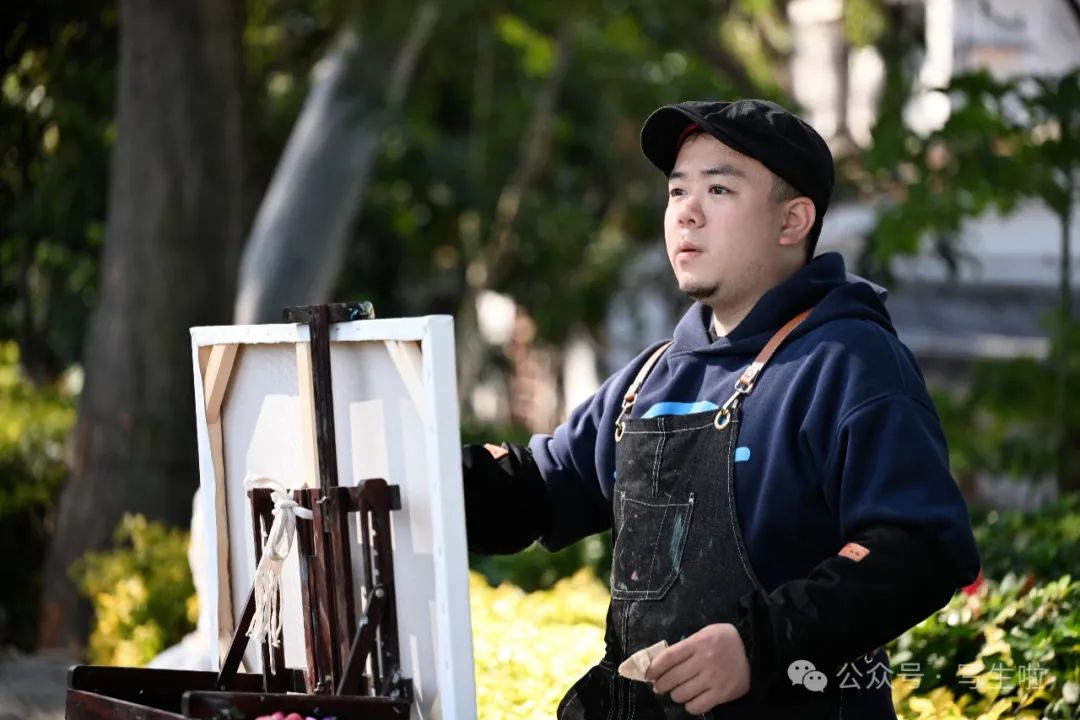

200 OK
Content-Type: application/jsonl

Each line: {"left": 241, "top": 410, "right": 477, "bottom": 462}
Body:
{"left": 243, "top": 475, "right": 313, "bottom": 669}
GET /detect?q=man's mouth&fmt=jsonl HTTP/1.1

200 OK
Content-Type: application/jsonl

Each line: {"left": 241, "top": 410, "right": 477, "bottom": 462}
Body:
{"left": 675, "top": 242, "right": 702, "bottom": 260}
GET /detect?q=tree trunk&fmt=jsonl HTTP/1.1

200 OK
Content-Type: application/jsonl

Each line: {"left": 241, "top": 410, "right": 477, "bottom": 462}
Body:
{"left": 39, "top": 0, "right": 246, "bottom": 649}
{"left": 233, "top": 4, "right": 438, "bottom": 324}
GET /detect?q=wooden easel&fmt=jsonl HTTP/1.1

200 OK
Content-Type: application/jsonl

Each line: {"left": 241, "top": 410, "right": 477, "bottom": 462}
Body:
{"left": 67, "top": 303, "right": 413, "bottom": 719}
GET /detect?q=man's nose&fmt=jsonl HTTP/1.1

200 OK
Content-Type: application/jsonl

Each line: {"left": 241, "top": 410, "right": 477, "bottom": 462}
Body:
{"left": 678, "top": 196, "right": 704, "bottom": 228}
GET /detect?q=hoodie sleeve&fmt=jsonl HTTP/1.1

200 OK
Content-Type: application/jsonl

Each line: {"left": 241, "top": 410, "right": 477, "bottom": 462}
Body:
{"left": 460, "top": 343, "right": 664, "bottom": 555}
{"left": 823, "top": 392, "right": 981, "bottom": 578}
{"left": 732, "top": 383, "right": 981, "bottom": 698}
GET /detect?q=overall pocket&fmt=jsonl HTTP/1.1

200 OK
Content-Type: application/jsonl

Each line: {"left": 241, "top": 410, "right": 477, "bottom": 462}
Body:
{"left": 610, "top": 491, "right": 694, "bottom": 601}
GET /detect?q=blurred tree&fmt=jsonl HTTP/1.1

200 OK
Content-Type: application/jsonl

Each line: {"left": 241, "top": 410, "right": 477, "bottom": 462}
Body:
{"left": 234, "top": 1, "right": 439, "bottom": 323}
{"left": 3, "top": 0, "right": 799, "bottom": 385}
{"left": 865, "top": 69, "right": 1080, "bottom": 494}
{"left": 0, "top": 2, "right": 116, "bottom": 382}
{"left": 39, "top": 0, "right": 246, "bottom": 648}
{"left": 10, "top": 0, "right": 809, "bottom": 647}
{"left": 336, "top": 0, "right": 794, "bottom": 402}
{"left": 931, "top": 324, "right": 1080, "bottom": 499}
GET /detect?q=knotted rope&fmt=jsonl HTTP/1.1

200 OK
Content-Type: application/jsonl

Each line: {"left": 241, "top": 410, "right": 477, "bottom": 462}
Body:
{"left": 243, "top": 475, "right": 313, "bottom": 665}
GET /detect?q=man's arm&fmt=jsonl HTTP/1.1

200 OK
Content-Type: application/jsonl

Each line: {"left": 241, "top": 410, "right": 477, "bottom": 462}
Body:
{"left": 647, "top": 521, "right": 961, "bottom": 711}
{"left": 731, "top": 522, "right": 968, "bottom": 698}
{"left": 734, "top": 393, "right": 981, "bottom": 697}
{"left": 461, "top": 442, "right": 551, "bottom": 555}
{"left": 649, "top": 392, "right": 980, "bottom": 709}
{"left": 461, "top": 342, "right": 669, "bottom": 556}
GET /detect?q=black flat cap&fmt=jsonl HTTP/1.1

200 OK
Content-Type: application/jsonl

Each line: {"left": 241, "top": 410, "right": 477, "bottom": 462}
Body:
{"left": 640, "top": 99, "right": 834, "bottom": 241}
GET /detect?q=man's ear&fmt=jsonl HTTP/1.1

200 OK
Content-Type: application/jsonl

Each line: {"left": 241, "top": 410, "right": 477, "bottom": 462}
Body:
{"left": 778, "top": 197, "right": 816, "bottom": 247}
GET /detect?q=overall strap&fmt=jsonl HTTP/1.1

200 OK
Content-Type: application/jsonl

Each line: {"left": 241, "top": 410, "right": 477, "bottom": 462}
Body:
{"left": 713, "top": 308, "right": 813, "bottom": 430}
{"left": 624, "top": 341, "right": 674, "bottom": 407}
{"left": 733, "top": 308, "right": 813, "bottom": 398}
{"left": 615, "top": 308, "right": 815, "bottom": 441}
{"left": 614, "top": 341, "right": 673, "bottom": 442}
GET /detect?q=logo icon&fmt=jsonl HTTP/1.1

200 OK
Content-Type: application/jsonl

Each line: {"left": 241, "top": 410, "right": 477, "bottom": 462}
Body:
{"left": 788, "top": 660, "right": 829, "bottom": 692}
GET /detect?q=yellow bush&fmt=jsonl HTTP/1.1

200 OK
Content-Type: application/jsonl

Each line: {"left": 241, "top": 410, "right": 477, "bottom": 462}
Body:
{"left": 470, "top": 569, "right": 608, "bottom": 719}
{"left": 471, "top": 571, "right": 1080, "bottom": 720}
{"left": 72, "top": 514, "right": 197, "bottom": 666}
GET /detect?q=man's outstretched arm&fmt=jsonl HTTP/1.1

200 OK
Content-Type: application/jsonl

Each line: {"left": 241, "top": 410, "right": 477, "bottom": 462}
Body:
{"left": 461, "top": 442, "right": 551, "bottom": 555}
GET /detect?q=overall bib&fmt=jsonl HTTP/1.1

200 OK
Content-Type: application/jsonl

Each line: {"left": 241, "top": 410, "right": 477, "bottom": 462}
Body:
{"left": 557, "top": 311, "right": 871, "bottom": 719}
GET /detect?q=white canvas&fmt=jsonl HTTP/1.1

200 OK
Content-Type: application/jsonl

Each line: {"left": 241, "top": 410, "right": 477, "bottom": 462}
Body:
{"left": 189, "top": 316, "right": 475, "bottom": 720}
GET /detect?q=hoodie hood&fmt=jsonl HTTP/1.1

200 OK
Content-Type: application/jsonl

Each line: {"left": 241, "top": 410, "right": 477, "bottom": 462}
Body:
{"left": 671, "top": 252, "right": 893, "bottom": 356}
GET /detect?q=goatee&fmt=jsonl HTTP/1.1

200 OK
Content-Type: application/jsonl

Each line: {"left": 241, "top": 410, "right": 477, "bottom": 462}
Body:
{"left": 682, "top": 283, "right": 719, "bottom": 302}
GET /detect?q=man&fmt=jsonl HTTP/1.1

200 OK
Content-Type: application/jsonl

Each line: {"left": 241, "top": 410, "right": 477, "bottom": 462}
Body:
{"left": 462, "top": 100, "right": 981, "bottom": 719}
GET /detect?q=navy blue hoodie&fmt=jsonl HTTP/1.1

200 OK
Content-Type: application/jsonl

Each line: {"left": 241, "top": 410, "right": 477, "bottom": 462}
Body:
{"left": 529, "top": 252, "right": 981, "bottom": 594}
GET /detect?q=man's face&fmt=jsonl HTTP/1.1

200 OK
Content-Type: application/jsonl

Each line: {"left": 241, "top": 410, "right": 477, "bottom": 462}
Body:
{"left": 663, "top": 134, "right": 791, "bottom": 309}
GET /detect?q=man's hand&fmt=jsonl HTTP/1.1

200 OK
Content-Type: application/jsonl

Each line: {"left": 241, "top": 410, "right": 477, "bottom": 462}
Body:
{"left": 460, "top": 443, "right": 550, "bottom": 554}
{"left": 644, "top": 623, "right": 751, "bottom": 715}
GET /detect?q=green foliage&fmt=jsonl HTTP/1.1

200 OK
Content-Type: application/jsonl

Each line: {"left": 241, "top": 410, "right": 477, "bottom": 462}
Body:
{"left": 459, "top": 419, "right": 532, "bottom": 447}
{"left": 970, "top": 496, "right": 1080, "bottom": 584}
{"left": 1, "top": 4, "right": 116, "bottom": 377}
{"left": 470, "top": 532, "right": 612, "bottom": 593}
{"left": 339, "top": 2, "right": 792, "bottom": 343}
{"left": 931, "top": 320, "right": 1080, "bottom": 489}
{"left": 71, "top": 514, "right": 197, "bottom": 667}
{"left": 470, "top": 561, "right": 1080, "bottom": 719}
{"left": 866, "top": 69, "right": 1079, "bottom": 269}
{"left": 885, "top": 472, "right": 1080, "bottom": 720}
{"left": 889, "top": 575, "right": 1080, "bottom": 719}
{"left": 2, "top": 0, "right": 796, "bottom": 376}
{"left": 495, "top": 14, "right": 558, "bottom": 78}
{"left": 0, "top": 340, "right": 76, "bottom": 648}
{"left": 843, "top": 0, "right": 887, "bottom": 48}
{"left": 867, "top": 69, "right": 1080, "bottom": 494}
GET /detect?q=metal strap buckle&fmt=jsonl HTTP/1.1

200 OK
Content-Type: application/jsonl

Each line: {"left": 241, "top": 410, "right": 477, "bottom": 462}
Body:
{"left": 614, "top": 396, "right": 635, "bottom": 442}
{"left": 714, "top": 382, "right": 750, "bottom": 431}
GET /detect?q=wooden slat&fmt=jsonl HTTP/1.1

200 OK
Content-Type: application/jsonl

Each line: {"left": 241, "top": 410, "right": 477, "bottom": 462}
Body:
{"left": 66, "top": 689, "right": 186, "bottom": 720}
{"left": 308, "top": 488, "right": 341, "bottom": 688}
{"left": 69, "top": 666, "right": 279, "bottom": 696}
{"left": 327, "top": 488, "right": 356, "bottom": 681}
{"left": 295, "top": 342, "right": 318, "bottom": 488}
{"left": 202, "top": 344, "right": 239, "bottom": 423}
{"left": 295, "top": 492, "right": 321, "bottom": 692}
{"left": 183, "top": 691, "right": 410, "bottom": 719}
{"left": 383, "top": 340, "right": 425, "bottom": 418}
{"left": 207, "top": 418, "right": 235, "bottom": 665}
{"left": 66, "top": 667, "right": 306, "bottom": 720}
{"left": 199, "top": 343, "right": 240, "bottom": 667}
{"left": 197, "top": 345, "right": 212, "bottom": 379}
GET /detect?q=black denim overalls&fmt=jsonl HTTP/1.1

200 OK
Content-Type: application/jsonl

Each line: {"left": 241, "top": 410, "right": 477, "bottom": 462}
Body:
{"left": 557, "top": 310, "right": 862, "bottom": 719}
